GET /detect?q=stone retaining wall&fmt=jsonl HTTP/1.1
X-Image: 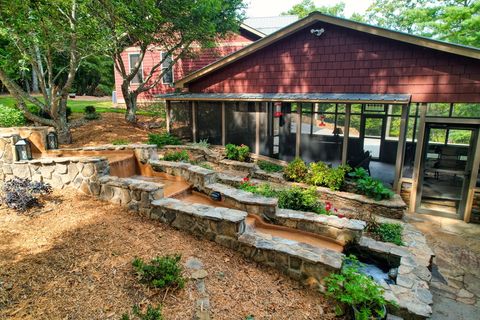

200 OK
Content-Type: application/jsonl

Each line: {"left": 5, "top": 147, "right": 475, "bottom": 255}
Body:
{"left": 98, "top": 176, "right": 164, "bottom": 216}
{"left": 162, "top": 145, "right": 220, "bottom": 163}
{"left": 273, "top": 208, "right": 366, "bottom": 245}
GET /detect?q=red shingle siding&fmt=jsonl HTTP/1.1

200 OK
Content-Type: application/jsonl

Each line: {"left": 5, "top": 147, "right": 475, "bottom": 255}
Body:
{"left": 188, "top": 22, "right": 480, "bottom": 103}
{"left": 114, "top": 31, "right": 257, "bottom": 102}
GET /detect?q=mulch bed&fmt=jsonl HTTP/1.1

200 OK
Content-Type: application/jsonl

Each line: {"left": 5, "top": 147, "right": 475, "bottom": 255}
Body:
{"left": 0, "top": 190, "right": 338, "bottom": 319}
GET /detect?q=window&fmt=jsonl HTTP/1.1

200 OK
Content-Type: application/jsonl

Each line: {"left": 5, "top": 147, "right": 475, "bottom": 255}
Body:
{"left": 129, "top": 53, "right": 143, "bottom": 84}
{"left": 161, "top": 52, "right": 173, "bottom": 84}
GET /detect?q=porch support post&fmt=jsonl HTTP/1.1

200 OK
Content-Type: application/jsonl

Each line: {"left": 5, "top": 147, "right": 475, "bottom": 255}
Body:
{"left": 409, "top": 102, "right": 427, "bottom": 213}
{"left": 342, "top": 103, "right": 351, "bottom": 165}
{"left": 464, "top": 131, "right": 480, "bottom": 223}
{"left": 255, "top": 102, "right": 260, "bottom": 155}
{"left": 192, "top": 101, "right": 197, "bottom": 143}
{"left": 393, "top": 103, "right": 409, "bottom": 193}
{"left": 295, "top": 104, "right": 301, "bottom": 157}
{"left": 165, "top": 100, "right": 171, "bottom": 134}
{"left": 221, "top": 101, "right": 226, "bottom": 146}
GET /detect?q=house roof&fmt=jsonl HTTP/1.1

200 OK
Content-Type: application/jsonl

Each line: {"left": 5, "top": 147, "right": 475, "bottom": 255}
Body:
{"left": 239, "top": 23, "right": 266, "bottom": 39}
{"left": 157, "top": 92, "right": 411, "bottom": 104}
{"left": 244, "top": 15, "right": 299, "bottom": 35}
{"left": 175, "top": 11, "right": 480, "bottom": 89}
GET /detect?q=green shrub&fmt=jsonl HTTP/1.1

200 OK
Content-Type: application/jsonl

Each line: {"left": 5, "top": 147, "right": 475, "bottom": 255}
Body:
{"left": 191, "top": 139, "right": 210, "bottom": 148}
{"left": 225, "top": 143, "right": 250, "bottom": 162}
{"left": 369, "top": 223, "right": 404, "bottom": 246}
{"left": 148, "top": 133, "right": 182, "bottom": 148}
{"left": 306, "top": 162, "right": 349, "bottom": 191}
{"left": 84, "top": 112, "right": 100, "bottom": 120}
{"left": 163, "top": 150, "right": 189, "bottom": 162}
{"left": 0, "top": 105, "right": 25, "bottom": 127}
{"left": 348, "top": 167, "right": 369, "bottom": 180}
{"left": 277, "top": 186, "right": 328, "bottom": 215}
{"left": 257, "top": 160, "right": 283, "bottom": 173}
{"left": 132, "top": 255, "right": 185, "bottom": 289}
{"left": 112, "top": 139, "right": 130, "bottom": 145}
{"left": 84, "top": 105, "right": 96, "bottom": 114}
{"left": 237, "top": 178, "right": 279, "bottom": 198}
{"left": 325, "top": 255, "right": 390, "bottom": 320}
{"left": 355, "top": 176, "right": 394, "bottom": 201}
{"left": 121, "top": 304, "right": 164, "bottom": 320}
{"left": 283, "top": 158, "right": 308, "bottom": 182}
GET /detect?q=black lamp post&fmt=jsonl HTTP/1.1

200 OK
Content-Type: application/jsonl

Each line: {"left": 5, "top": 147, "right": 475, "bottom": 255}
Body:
{"left": 15, "top": 139, "right": 32, "bottom": 161}
{"left": 47, "top": 132, "right": 58, "bottom": 149}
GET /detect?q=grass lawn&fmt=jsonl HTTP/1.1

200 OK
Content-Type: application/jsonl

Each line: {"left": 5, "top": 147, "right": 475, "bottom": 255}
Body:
{"left": 0, "top": 95, "right": 161, "bottom": 116}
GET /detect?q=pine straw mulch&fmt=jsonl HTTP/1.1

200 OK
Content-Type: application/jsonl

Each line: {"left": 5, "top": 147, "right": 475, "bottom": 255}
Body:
{"left": 68, "top": 113, "right": 165, "bottom": 148}
{"left": 0, "top": 190, "right": 339, "bottom": 320}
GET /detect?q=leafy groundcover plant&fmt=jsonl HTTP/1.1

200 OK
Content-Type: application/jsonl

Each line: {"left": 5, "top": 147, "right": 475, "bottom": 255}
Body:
{"left": 121, "top": 304, "right": 164, "bottom": 320}
{"left": 0, "top": 177, "right": 52, "bottom": 212}
{"left": 148, "top": 133, "right": 182, "bottom": 148}
{"left": 132, "top": 254, "right": 185, "bottom": 289}
{"left": 348, "top": 168, "right": 394, "bottom": 201}
{"left": 325, "top": 255, "right": 394, "bottom": 320}
{"left": 283, "top": 157, "right": 308, "bottom": 182}
{"left": 237, "top": 178, "right": 279, "bottom": 198}
{"left": 257, "top": 160, "right": 283, "bottom": 173}
{"left": 163, "top": 150, "right": 190, "bottom": 162}
{"left": 369, "top": 222, "right": 404, "bottom": 246}
{"left": 225, "top": 143, "right": 250, "bottom": 162}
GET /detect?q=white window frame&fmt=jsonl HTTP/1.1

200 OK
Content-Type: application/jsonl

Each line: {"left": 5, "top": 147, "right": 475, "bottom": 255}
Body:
{"left": 128, "top": 52, "right": 143, "bottom": 84}
{"left": 161, "top": 52, "right": 174, "bottom": 85}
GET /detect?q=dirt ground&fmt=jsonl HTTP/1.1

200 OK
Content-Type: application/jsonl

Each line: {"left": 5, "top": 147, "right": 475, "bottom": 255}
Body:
{"left": 69, "top": 113, "right": 165, "bottom": 147}
{"left": 0, "top": 191, "right": 338, "bottom": 320}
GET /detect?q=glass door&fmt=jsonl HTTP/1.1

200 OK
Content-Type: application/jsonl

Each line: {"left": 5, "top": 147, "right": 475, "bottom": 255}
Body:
{"left": 417, "top": 124, "right": 478, "bottom": 218}
{"left": 361, "top": 115, "right": 385, "bottom": 160}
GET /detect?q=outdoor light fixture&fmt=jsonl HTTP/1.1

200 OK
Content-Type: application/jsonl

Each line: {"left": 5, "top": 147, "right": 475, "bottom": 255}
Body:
{"left": 332, "top": 127, "right": 343, "bottom": 136}
{"left": 47, "top": 131, "right": 58, "bottom": 150}
{"left": 310, "top": 28, "right": 325, "bottom": 37}
{"left": 15, "top": 139, "right": 32, "bottom": 161}
{"left": 210, "top": 191, "right": 222, "bottom": 201}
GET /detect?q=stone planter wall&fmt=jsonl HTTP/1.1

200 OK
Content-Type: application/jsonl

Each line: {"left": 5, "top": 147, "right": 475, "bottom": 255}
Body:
{"left": 0, "top": 127, "right": 53, "bottom": 155}
{"left": 0, "top": 134, "right": 19, "bottom": 164}
{"left": 162, "top": 145, "right": 220, "bottom": 163}
{"left": 57, "top": 144, "right": 159, "bottom": 164}
{"left": 149, "top": 160, "right": 216, "bottom": 193}
{"left": 98, "top": 176, "right": 164, "bottom": 216}
{"left": 0, "top": 156, "right": 109, "bottom": 196}
{"left": 273, "top": 208, "right": 366, "bottom": 245}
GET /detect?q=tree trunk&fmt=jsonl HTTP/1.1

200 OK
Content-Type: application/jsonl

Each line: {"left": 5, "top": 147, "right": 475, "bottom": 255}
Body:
{"left": 123, "top": 87, "right": 138, "bottom": 123}
{"left": 31, "top": 68, "right": 39, "bottom": 93}
{"left": 54, "top": 97, "right": 73, "bottom": 144}
{"left": 56, "top": 123, "right": 73, "bottom": 144}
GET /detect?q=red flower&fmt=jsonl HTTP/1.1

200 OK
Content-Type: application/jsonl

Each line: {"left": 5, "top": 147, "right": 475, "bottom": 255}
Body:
{"left": 337, "top": 213, "right": 345, "bottom": 218}
{"left": 325, "top": 202, "right": 332, "bottom": 211}
{"left": 242, "top": 177, "right": 250, "bottom": 182}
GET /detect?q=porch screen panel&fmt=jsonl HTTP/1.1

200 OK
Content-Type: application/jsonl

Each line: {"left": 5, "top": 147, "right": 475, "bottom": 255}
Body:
{"left": 258, "top": 102, "right": 270, "bottom": 156}
{"left": 170, "top": 101, "right": 193, "bottom": 140}
{"left": 300, "top": 103, "right": 343, "bottom": 163}
{"left": 196, "top": 101, "right": 222, "bottom": 145}
{"left": 225, "top": 102, "right": 256, "bottom": 150}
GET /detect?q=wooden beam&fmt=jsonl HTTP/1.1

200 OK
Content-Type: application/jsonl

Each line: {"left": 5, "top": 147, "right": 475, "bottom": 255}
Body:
{"left": 255, "top": 102, "right": 260, "bottom": 155}
{"left": 463, "top": 130, "right": 480, "bottom": 223}
{"left": 409, "top": 103, "right": 427, "bottom": 213}
{"left": 342, "top": 104, "right": 351, "bottom": 165}
{"left": 165, "top": 100, "right": 171, "bottom": 134}
{"left": 295, "top": 104, "right": 301, "bottom": 157}
{"left": 221, "top": 101, "right": 226, "bottom": 146}
{"left": 192, "top": 101, "right": 197, "bottom": 143}
{"left": 393, "top": 103, "right": 409, "bottom": 193}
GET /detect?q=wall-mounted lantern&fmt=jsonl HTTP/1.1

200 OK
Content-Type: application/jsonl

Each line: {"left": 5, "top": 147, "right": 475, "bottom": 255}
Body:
{"left": 210, "top": 191, "right": 222, "bottom": 202}
{"left": 15, "top": 139, "right": 32, "bottom": 161}
{"left": 47, "top": 132, "right": 59, "bottom": 149}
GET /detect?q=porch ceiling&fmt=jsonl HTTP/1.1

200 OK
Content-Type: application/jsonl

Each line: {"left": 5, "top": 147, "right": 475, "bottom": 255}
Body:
{"left": 156, "top": 92, "right": 411, "bottom": 104}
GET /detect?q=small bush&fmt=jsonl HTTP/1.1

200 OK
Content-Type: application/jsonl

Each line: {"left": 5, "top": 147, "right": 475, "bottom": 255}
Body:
{"left": 0, "top": 105, "right": 26, "bottom": 127}
{"left": 237, "top": 178, "right": 279, "bottom": 198}
{"left": 348, "top": 167, "right": 369, "bottom": 180}
{"left": 0, "top": 177, "right": 52, "bottom": 212}
{"left": 225, "top": 143, "right": 250, "bottom": 162}
{"left": 132, "top": 255, "right": 185, "bottom": 289}
{"left": 325, "top": 255, "right": 390, "bottom": 319}
{"left": 191, "top": 139, "right": 210, "bottom": 148}
{"left": 112, "top": 139, "right": 130, "bottom": 145}
{"left": 84, "top": 112, "right": 100, "bottom": 120}
{"left": 84, "top": 105, "right": 96, "bottom": 114}
{"left": 306, "top": 162, "right": 349, "bottom": 191}
{"left": 283, "top": 158, "right": 308, "bottom": 182}
{"left": 148, "top": 133, "right": 182, "bottom": 148}
{"left": 277, "top": 186, "right": 329, "bottom": 215}
{"left": 121, "top": 304, "right": 164, "bottom": 320}
{"left": 355, "top": 176, "right": 394, "bottom": 201}
{"left": 163, "top": 150, "right": 190, "bottom": 162}
{"left": 257, "top": 160, "right": 283, "bottom": 173}
{"left": 369, "top": 223, "right": 404, "bottom": 246}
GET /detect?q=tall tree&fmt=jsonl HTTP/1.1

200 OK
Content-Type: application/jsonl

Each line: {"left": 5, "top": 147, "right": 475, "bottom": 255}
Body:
{"left": 282, "top": 0, "right": 346, "bottom": 18}
{"left": 92, "top": 0, "right": 245, "bottom": 123}
{"left": 0, "top": 0, "right": 102, "bottom": 143}
{"left": 365, "top": 0, "right": 480, "bottom": 47}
